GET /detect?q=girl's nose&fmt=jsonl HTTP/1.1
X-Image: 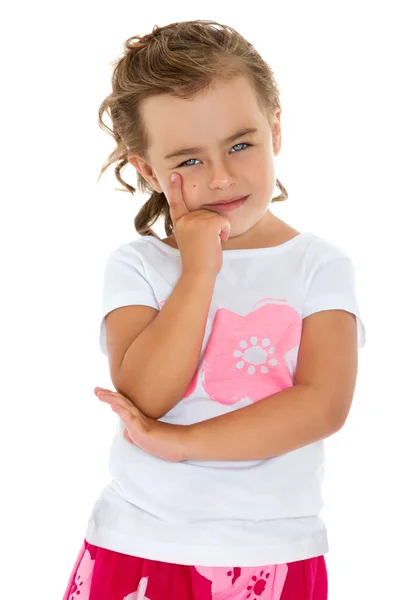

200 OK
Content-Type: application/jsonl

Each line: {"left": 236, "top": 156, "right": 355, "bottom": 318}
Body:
{"left": 208, "top": 164, "right": 236, "bottom": 190}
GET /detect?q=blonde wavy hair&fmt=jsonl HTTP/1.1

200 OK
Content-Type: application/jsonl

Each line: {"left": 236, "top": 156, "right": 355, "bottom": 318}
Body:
{"left": 97, "top": 19, "right": 288, "bottom": 239}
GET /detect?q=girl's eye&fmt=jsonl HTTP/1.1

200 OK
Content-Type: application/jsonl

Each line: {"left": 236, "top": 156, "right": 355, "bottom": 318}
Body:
{"left": 177, "top": 142, "right": 251, "bottom": 168}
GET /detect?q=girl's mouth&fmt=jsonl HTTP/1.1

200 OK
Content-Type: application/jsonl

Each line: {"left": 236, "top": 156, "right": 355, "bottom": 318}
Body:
{"left": 206, "top": 195, "right": 249, "bottom": 212}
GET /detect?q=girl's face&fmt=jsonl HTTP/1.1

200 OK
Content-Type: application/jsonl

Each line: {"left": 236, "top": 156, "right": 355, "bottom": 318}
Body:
{"left": 129, "top": 74, "right": 282, "bottom": 241}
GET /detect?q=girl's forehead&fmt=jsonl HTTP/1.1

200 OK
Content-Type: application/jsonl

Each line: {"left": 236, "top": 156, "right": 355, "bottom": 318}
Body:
{"left": 142, "top": 77, "right": 268, "bottom": 154}
{"left": 143, "top": 75, "right": 257, "bottom": 115}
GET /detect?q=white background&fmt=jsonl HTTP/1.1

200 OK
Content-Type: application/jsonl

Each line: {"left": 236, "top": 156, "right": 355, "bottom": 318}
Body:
{"left": 1, "top": 1, "right": 399, "bottom": 598}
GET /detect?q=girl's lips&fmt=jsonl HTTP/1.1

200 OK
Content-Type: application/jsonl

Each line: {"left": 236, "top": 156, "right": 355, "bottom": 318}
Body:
{"left": 206, "top": 195, "right": 249, "bottom": 212}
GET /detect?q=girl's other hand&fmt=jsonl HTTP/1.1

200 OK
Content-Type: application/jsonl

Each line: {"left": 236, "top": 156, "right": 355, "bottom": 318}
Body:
{"left": 94, "top": 387, "right": 188, "bottom": 462}
{"left": 167, "top": 173, "right": 231, "bottom": 277}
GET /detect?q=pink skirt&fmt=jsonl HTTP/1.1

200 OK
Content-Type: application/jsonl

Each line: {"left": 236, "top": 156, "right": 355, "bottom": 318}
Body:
{"left": 63, "top": 539, "right": 328, "bottom": 600}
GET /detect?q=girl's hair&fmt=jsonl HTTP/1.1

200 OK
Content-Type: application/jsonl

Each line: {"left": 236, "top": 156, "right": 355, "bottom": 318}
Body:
{"left": 97, "top": 19, "right": 288, "bottom": 239}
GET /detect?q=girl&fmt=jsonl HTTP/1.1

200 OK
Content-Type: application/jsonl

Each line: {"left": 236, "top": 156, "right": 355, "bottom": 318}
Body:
{"left": 63, "top": 19, "right": 366, "bottom": 600}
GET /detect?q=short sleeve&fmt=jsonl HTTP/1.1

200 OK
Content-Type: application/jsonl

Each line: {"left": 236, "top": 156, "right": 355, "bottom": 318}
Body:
{"left": 302, "top": 257, "right": 366, "bottom": 348}
{"left": 99, "top": 247, "right": 159, "bottom": 356}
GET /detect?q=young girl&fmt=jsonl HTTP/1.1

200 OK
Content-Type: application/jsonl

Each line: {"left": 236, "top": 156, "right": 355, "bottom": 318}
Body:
{"left": 63, "top": 19, "right": 366, "bottom": 600}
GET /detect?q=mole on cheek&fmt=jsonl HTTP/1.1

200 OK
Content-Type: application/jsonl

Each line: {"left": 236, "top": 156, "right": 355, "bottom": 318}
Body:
{"left": 193, "top": 184, "right": 196, "bottom": 188}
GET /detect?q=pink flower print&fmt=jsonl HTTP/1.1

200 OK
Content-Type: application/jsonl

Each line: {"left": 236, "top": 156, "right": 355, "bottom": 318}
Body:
{"left": 201, "top": 303, "right": 302, "bottom": 405}
{"left": 67, "top": 548, "right": 95, "bottom": 599}
{"left": 194, "top": 563, "right": 288, "bottom": 599}
{"left": 183, "top": 371, "right": 198, "bottom": 397}
{"left": 123, "top": 576, "right": 151, "bottom": 599}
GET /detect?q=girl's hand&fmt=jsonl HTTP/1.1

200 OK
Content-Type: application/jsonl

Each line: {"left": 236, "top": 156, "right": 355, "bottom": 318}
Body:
{"left": 94, "top": 387, "right": 188, "bottom": 462}
{"left": 167, "top": 172, "right": 231, "bottom": 276}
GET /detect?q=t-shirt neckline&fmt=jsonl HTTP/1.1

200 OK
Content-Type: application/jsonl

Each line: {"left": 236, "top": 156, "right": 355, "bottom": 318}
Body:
{"left": 141, "top": 231, "right": 314, "bottom": 257}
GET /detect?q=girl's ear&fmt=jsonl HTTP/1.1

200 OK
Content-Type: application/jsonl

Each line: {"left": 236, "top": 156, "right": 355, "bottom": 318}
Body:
{"left": 272, "top": 112, "right": 282, "bottom": 156}
{"left": 273, "top": 133, "right": 282, "bottom": 156}
{"left": 128, "top": 153, "right": 163, "bottom": 193}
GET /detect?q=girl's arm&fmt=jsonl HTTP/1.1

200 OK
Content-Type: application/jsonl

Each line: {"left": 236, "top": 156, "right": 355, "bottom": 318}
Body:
{"left": 185, "top": 310, "right": 358, "bottom": 460}
{"left": 112, "top": 272, "right": 216, "bottom": 420}
{"left": 186, "top": 383, "right": 337, "bottom": 461}
{"left": 108, "top": 172, "right": 230, "bottom": 421}
{"left": 101, "top": 309, "right": 358, "bottom": 461}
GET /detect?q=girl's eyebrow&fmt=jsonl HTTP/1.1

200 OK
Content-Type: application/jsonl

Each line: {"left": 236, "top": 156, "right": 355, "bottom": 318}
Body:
{"left": 163, "top": 127, "right": 259, "bottom": 161}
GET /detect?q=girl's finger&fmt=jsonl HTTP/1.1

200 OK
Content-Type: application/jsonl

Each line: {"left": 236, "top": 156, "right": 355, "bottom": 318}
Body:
{"left": 167, "top": 173, "right": 189, "bottom": 225}
{"left": 95, "top": 387, "right": 114, "bottom": 398}
{"left": 94, "top": 386, "right": 115, "bottom": 393}
{"left": 123, "top": 428, "right": 134, "bottom": 444}
{"left": 98, "top": 393, "right": 131, "bottom": 410}
{"left": 112, "top": 402, "right": 137, "bottom": 418}
{"left": 98, "top": 390, "right": 116, "bottom": 398}
{"left": 97, "top": 391, "right": 114, "bottom": 401}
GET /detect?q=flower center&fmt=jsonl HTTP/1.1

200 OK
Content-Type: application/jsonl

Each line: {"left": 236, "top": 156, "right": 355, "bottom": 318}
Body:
{"left": 243, "top": 345, "right": 267, "bottom": 365}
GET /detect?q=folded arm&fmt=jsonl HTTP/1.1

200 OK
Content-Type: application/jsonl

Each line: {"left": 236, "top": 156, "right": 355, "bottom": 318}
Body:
{"left": 184, "top": 310, "right": 359, "bottom": 461}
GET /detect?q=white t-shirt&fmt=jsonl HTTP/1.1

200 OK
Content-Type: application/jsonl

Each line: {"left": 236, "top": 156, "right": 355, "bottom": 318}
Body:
{"left": 85, "top": 231, "right": 366, "bottom": 567}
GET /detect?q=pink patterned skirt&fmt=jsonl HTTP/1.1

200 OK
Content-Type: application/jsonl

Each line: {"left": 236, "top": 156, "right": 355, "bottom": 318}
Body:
{"left": 63, "top": 539, "right": 328, "bottom": 600}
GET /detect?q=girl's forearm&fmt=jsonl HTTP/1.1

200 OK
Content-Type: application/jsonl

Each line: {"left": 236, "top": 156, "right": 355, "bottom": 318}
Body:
{"left": 184, "top": 384, "right": 340, "bottom": 461}
{"left": 116, "top": 272, "right": 216, "bottom": 420}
